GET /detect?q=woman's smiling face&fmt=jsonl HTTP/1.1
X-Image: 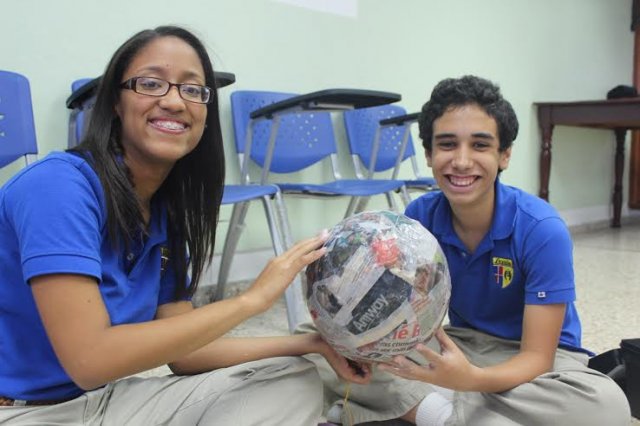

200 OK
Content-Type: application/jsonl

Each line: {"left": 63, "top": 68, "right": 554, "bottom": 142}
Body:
{"left": 115, "top": 35, "right": 207, "bottom": 172}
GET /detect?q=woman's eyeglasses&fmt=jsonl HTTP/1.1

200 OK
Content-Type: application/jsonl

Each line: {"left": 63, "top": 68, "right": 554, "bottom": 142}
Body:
{"left": 120, "top": 76, "right": 213, "bottom": 104}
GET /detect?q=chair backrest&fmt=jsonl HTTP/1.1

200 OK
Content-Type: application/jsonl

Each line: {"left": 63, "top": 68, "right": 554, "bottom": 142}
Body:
{"left": 0, "top": 70, "right": 38, "bottom": 169}
{"left": 67, "top": 77, "right": 98, "bottom": 148}
{"left": 343, "top": 104, "right": 417, "bottom": 174}
{"left": 230, "top": 90, "right": 337, "bottom": 174}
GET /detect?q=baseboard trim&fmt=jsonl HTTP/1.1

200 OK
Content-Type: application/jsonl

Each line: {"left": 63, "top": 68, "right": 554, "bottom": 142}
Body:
{"left": 560, "top": 204, "right": 640, "bottom": 232}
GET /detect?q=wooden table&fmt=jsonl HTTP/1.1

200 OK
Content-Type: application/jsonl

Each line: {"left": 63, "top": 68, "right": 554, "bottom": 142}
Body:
{"left": 535, "top": 98, "right": 640, "bottom": 227}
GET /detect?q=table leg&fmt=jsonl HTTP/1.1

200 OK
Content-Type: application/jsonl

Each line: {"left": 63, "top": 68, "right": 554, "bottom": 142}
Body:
{"left": 612, "top": 129, "right": 627, "bottom": 228}
{"left": 539, "top": 124, "right": 554, "bottom": 201}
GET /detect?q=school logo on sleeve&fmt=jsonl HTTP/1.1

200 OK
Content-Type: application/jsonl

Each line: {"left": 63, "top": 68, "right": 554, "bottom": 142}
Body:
{"left": 492, "top": 257, "right": 513, "bottom": 288}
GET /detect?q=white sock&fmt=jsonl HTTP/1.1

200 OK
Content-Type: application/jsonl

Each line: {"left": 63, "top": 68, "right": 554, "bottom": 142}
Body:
{"left": 431, "top": 385, "right": 454, "bottom": 400}
{"left": 326, "top": 403, "right": 343, "bottom": 423}
{"left": 415, "top": 391, "right": 453, "bottom": 426}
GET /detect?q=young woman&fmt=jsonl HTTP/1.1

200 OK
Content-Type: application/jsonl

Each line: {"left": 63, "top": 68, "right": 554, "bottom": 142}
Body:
{"left": 0, "top": 26, "right": 369, "bottom": 425}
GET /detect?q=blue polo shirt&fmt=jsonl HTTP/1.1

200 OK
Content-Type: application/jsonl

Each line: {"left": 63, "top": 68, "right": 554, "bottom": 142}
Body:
{"left": 405, "top": 182, "right": 587, "bottom": 354}
{"left": 0, "top": 152, "right": 181, "bottom": 401}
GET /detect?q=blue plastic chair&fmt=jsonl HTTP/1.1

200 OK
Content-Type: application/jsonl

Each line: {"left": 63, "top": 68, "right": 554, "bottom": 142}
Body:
{"left": 0, "top": 70, "right": 38, "bottom": 168}
{"left": 230, "top": 91, "right": 405, "bottom": 236}
{"left": 231, "top": 90, "right": 409, "bottom": 331}
{"left": 67, "top": 77, "right": 98, "bottom": 148}
{"left": 344, "top": 104, "right": 437, "bottom": 206}
{"left": 217, "top": 183, "right": 310, "bottom": 331}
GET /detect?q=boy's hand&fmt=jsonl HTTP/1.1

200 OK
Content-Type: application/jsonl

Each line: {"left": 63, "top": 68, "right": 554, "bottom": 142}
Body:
{"left": 314, "top": 334, "right": 371, "bottom": 385}
{"left": 378, "top": 327, "right": 479, "bottom": 391}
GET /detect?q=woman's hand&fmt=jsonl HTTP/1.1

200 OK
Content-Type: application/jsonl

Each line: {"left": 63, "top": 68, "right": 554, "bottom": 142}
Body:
{"left": 311, "top": 334, "right": 372, "bottom": 385}
{"left": 241, "top": 231, "right": 328, "bottom": 315}
{"left": 378, "top": 328, "right": 479, "bottom": 391}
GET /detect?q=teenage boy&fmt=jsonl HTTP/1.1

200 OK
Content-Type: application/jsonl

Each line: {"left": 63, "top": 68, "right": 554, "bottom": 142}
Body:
{"left": 306, "top": 75, "right": 631, "bottom": 426}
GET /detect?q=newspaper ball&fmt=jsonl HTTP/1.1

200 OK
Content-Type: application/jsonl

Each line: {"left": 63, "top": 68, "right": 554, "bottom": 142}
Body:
{"left": 305, "top": 211, "right": 451, "bottom": 362}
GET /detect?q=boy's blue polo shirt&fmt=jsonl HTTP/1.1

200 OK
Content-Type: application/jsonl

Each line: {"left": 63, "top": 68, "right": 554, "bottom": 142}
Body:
{"left": 0, "top": 152, "right": 181, "bottom": 400}
{"left": 405, "top": 182, "right": 587, "bottom": 353}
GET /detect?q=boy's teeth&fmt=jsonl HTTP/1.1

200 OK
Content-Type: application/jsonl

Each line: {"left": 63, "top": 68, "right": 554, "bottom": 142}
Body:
{"left": 450, "top": 176, "right": 474, "bottom": 186}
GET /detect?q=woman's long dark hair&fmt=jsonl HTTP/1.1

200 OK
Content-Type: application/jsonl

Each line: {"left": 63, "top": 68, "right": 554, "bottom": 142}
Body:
{"left": 70, "top": 26, "right": 225, "bottom": 299}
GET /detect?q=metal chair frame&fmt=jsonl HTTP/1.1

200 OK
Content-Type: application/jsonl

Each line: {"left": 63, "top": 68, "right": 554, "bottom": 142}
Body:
{"left": 230, "top": 90, "right": 405, "bottom": 330}
{"left": 344, "top": 105, "right": 437, "bottom": 206}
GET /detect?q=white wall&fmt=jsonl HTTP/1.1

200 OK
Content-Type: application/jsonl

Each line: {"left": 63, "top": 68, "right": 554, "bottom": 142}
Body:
{"left": 1, "top": 0, "right": 637, "bottom": 264}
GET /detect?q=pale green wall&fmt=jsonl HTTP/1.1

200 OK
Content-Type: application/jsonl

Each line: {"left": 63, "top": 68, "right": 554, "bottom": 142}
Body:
{"left": 0, "top": 0, "right": 634, "bottom": 253}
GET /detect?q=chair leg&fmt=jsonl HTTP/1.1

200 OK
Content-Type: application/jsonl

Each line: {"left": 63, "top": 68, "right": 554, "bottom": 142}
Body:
{"left": 271, "top": 192, "right": 310, "bottom": 332}
{"left": 386, "top": 191, "right": 400, "bottom": 212}
{"left": 345, "top": 196, "right": 359, "bottom": 218}
{"left": 68, "top": 110, "right": 79, "bottom": 148}
{"left": 347, "top": 196, "right": 373, "bottom": 217}
{"left": 400, "top": 186, "right": 412, "bottom": 207}
{"left": 215, "top": 201, "right": 251, "bottom": 301}
{"left": 273, "top": 191, "right": 294, "bottom": 250}
{"left": 283, "top": 274, "right": 310, "bottom": 333}
{"left": 353, "top": 196, "right": 371, "bottom": 215}
{"left": 262, "top": 195, "right": 285, "bottom": 256}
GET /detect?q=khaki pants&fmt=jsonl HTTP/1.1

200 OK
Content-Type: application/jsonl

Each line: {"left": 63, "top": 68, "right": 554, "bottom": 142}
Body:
{"left": 0, "top": 356, "right": 323, "bottom": 426}
{"left": 298, "top": 324, "right": 631, "bottom": 426}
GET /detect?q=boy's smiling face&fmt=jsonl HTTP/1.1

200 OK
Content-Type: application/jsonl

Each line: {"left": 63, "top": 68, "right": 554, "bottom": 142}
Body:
{"left": 427, "top": 103, "right": 512, "bottom": 211}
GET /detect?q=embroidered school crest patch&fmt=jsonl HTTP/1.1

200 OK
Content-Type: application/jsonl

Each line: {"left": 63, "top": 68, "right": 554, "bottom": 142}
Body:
{"left": 492, "top": 257, "right": 513, "bottom": 288}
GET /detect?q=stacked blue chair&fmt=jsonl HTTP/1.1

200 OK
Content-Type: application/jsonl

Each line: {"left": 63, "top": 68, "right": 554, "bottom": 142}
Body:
{"left": 230, "top": 91, "right": 405, "bottom": 235}
{"left": 231, "top": 90, "right": 410, "bottom": 330}
{"left": 0, "top": 70, "right": 38, "bottom": 168}
{"left": 216, "top": 183, "right": 289, "bottom": 306}
{"left": 343, "top": 104, "right": 437, "bottom": 205}
{"left": 66, "top": 77, "right": 99, "bottom": 148}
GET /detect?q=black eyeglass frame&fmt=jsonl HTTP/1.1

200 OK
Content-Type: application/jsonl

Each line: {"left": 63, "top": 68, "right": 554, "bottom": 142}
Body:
{"left": 119, "top": 76, "right": 213, "bottom": 104}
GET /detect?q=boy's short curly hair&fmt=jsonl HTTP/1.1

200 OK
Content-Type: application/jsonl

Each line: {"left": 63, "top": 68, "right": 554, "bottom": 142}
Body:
{"left": 418, "top": 75, "right": 518, "bottom": 153}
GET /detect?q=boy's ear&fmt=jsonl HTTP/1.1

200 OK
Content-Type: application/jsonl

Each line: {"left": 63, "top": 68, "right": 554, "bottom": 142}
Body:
{"left": 425, "top": 150, "right": 433, "bottom": 167}
{"left": 499, "top": 147, "right": 512, "bottom": 171}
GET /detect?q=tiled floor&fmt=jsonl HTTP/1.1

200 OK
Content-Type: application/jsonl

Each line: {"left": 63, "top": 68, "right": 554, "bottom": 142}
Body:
{"left": 144, "top": 222, "right": 640, "bottom": 423}
{"left": 573, "top": 222, "right": 640, "bottom": 425}
{"left": 572, "top": 222, "right": 640, "bottom": 356}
